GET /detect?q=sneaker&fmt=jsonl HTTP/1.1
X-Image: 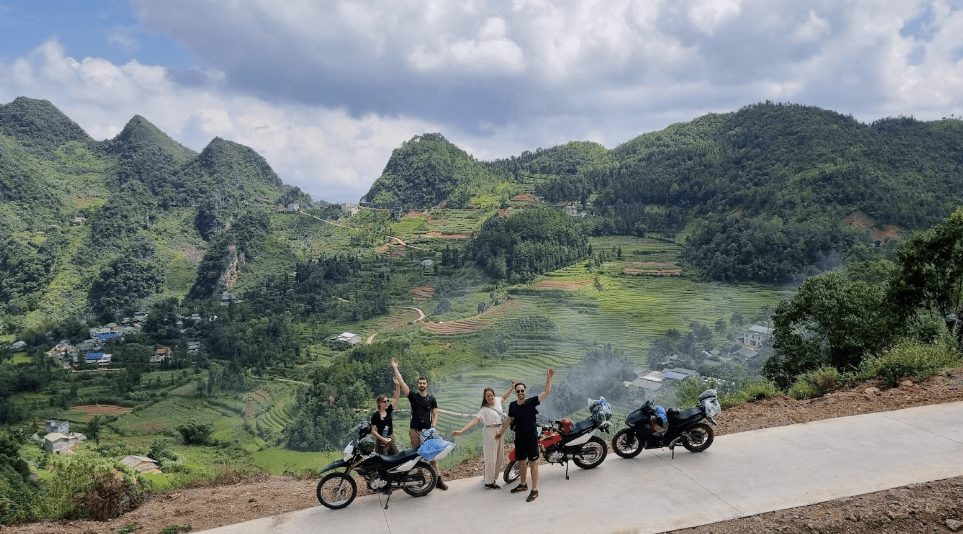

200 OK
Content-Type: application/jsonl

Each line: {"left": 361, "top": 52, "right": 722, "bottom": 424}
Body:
{"left": 484, "top": 483, "right": 501, "bottom": 489}
{"left": 526, "top": 490, "right": 539, "bottom": 502}
{"left": 510, "top": 484, "right": 528, "bottom": 494}
{"left": 436, "top": 479, "right": 448, "bottom": 491}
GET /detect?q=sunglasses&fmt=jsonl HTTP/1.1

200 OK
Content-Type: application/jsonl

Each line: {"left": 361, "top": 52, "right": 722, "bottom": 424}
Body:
{"left": 515, "top": 389, "right": 525, "bottom": 394}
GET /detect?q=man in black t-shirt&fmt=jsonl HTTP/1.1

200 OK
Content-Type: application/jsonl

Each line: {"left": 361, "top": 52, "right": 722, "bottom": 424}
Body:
{"left": 496, "top": 367, "right": 554, "bottom": 503}
{"left": 391, "top": 357, "right": 448, "bottom": 490}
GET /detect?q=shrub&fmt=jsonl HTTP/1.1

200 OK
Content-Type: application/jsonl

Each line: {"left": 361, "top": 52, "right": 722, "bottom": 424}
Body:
{"left": 721, "top": 379, "right": 782, "bottom": 407}
{"left": 858, "top": 340, "right": 961, "bottom": 386}
{"left": 70, "top": 472, "right": 145, "bottom": 521}
{"left": 176, "top": 421, "right": 214, "bottom": 446}
{"left": 788, "top": 366, "right": 845, "bottom": 399}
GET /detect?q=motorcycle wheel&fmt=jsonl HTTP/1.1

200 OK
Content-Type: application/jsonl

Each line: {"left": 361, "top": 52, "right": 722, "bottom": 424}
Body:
{"left": 317, "top": 473, "right": 357, "bottom": 509}
{"left": 402, "top": 463, "right": 438, "bottom": 497}
{"left": 682, "top": 423, "right": 714, "bottom": 452}
{"left": 572, "top": 436, "right": 608, "bottom": 469}
{"left": 612, "top": 428, "right": 643, "bottom": 458}
{"left": 502, "top": 460, "right": 519, "bottom": 483}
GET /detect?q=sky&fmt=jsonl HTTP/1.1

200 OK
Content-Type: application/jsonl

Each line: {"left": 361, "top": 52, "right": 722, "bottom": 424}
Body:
{"left": 1, "top": 1, "right": 963, "bottom": 203}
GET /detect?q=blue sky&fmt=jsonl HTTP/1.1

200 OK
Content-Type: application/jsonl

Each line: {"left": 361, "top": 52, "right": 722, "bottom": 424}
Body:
{"left": 2, "top": 0, "right": 963, "bottom": 203}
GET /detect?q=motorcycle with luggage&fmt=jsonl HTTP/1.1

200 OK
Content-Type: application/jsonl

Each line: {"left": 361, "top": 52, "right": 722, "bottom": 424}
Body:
{"left": 612, "top": 389, "right": 722, "bottom": 459}
{"left": 317, "top": 421, "right": 438, "bottom": 510}
{"left": 503, "top": 397, "right": 612, "bottom": 482}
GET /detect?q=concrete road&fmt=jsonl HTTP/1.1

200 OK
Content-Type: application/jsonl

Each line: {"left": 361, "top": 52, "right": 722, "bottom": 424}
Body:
{"left": 200, "top": 401, "right": 963, "bottom": 534}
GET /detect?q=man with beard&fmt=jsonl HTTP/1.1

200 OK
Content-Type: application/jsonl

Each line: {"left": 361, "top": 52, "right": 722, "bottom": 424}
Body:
{"left": 391, "top": 357, "right": 448, "bottom": 490}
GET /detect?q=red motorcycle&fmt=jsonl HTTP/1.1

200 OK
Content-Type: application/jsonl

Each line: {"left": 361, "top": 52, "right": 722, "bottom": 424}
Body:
{"left": 503, "top": 397, "right": 611, "bottom": 482}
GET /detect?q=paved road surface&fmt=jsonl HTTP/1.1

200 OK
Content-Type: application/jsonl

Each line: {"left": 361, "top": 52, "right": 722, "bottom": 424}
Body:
{"left": 201, "top": 401, "right": 963, "bottom": 534}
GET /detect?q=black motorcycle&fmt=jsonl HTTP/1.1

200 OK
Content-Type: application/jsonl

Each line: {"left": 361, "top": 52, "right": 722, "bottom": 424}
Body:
{"left": 317, "top": 422, "right": 437, "bottom": 510}
{"left": 503, "top": 397, "right": 612, "bottom": 482}
{"left": 612, "top": 389, "right": 721, "bottom": 459}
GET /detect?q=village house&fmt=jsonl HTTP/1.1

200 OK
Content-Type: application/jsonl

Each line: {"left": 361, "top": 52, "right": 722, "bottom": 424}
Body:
{"left": 742, "top": 325, "right": 773, "bottom": 347}
{"left": 120, "top": 455, "right": 163, "bottom": 474}
{"left": 45, "top": 420, "right": 69, "bottom": 434}
{"left": 187, "top": 341, "right": 201, "bottom": 354}
{"left": 337, "top": 332, "right": 363, "bottom": 345}
{"left": 84, "top": 352, "right": 111, "bottom": 368}
{"left": 10, "top": 340, "right": 27, "bottom": 351}
{"left": 151, "top": 347, "right": 172, "bottom": 364}
{"left": 44, "top": 431, "right": 85, "bottom": 454}
{"left": 340, "top": 203, "right": 360, "bottom": 216}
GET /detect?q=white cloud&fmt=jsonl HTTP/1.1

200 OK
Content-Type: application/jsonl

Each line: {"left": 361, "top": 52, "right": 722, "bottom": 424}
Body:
{"left": 792, "top": 10, "right": 831, "bottom": 43}
{"left": 685, "top": 0, "right": 742, "bottom": 36}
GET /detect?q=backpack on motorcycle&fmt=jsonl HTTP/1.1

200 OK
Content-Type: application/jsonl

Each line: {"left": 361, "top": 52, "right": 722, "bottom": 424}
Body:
{"left": 699, "top": 389, "right": 722, "bottom": 418}
{"left": 417, "top": 428, "right": 456, "bottom": 461}
{"left": 588, "top": 397, "right": 612, "bottom": 425}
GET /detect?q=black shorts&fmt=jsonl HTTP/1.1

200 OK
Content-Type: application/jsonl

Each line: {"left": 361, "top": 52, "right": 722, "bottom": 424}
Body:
{"left": 513, "top": 432, "right": 539, "bottom": 462}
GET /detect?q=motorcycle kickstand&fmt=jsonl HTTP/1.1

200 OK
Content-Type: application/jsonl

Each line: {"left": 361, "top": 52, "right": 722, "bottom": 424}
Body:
{"left": 564, "top": 459, "right": 570, "bottom": 480}
{"left": 382, "top": 488, "right": 393, "bottom": 509}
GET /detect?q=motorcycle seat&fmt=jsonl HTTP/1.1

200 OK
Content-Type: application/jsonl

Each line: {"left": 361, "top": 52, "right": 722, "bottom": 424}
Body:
{"left": 563, "top": 418, "right": 596, "bottom": 435}
{"left": 667, "top": 406, "right": 704, "bottom": 425}
{"left": 379, "top": 448, "right": 421, "bottom": 468}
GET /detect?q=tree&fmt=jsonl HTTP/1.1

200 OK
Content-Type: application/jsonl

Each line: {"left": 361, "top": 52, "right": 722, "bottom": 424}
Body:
{"left": 763, "top": 272, "right": 899, "bottom": 388}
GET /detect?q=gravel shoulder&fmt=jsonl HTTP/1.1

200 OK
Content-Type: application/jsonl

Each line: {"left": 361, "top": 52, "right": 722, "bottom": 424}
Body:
{"left": 4, "top": 368, "right": 963, "bottom": 534}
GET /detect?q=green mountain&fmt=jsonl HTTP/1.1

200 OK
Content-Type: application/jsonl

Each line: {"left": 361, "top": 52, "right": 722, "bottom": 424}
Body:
{"left": 0, "top": 97, "right": 306, "bottom": 329}
{"left": 364, "top": 103, "right": 963, "bottom": 282}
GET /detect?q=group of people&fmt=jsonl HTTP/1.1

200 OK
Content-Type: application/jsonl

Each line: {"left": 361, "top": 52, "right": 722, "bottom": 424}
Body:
{"left": 372, "top": 357, "right": 554, "bottom": 503}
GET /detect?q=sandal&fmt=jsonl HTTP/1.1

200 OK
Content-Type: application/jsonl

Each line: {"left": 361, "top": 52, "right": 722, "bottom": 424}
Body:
{"left": 510, "top": 484, "right": 528, "bottom": 493}
{"left": 484, "top": 483, "right": 501, "bottom": 489}
{"left": 526, "top": 490, "right": 539, "bottom": 502}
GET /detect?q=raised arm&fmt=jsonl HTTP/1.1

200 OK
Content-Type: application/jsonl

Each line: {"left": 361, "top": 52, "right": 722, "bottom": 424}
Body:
{"left": 537, "top": 368, "right": 554, "bottom": 402}
{"left": 501, "top": 379, "right": 516, "bottom": 402}
{"left": 390, "top": 376, "right": 401, "bottom": 409}
{"left": 451, "top": 416, "right": 481, "bottom": 436}
{"left": 391, "top": 358, "right": 410, "bottom": 396}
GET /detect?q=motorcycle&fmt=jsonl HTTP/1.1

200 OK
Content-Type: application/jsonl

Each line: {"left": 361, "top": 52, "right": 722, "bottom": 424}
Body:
{"left": 612, "top": 389, "right": 722, "bottom": 459}
{"left": 503, "top": 397, "right": 612, "bottom": 483}
{"left": 317, "top": 422, "right": 437, "bottom": 510}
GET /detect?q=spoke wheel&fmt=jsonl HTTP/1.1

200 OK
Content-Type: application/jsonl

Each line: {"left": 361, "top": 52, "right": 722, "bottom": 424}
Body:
{"left": 317, "top": 473, "right": 357, "bottom": 510}
{"left": 402, "top": 464, "right": 437, "bottom": 497}
{"left": 503, "top": 460, "right": 519, "bottom": 483}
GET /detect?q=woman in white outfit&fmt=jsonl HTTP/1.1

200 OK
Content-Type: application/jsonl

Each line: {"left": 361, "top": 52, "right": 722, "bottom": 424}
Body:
{"left": 451, "top": 382, "right": 515, "bottom": 488}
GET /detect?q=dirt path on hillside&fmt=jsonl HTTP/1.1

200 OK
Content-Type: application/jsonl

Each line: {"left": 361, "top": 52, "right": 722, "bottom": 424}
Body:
{"left": 6, "top": 369, "right": 963, "bottom": 534}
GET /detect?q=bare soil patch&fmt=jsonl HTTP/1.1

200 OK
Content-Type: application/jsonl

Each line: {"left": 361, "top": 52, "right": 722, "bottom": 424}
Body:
{"left": 8, "top": 370, "right": 963, "bottom": 534}
{"left": 69, "top": 405, "right": 133, "bottom": 420}
{"left": 420, "top": 232, "right": 471, "bottom": 239}
{"left": 533, "top": 278, "right": 594, "bottom": 290}
{"left": 410, "top": 286, "right": 435, "bottom": 299}
{"left": 844, "top": 211, "right": 902, "bottom": 244}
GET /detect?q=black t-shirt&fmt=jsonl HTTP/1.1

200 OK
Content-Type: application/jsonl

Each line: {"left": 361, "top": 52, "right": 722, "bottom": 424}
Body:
{"left": 406, "top": 391, "right": 437, "bottom": 430}
{"left": 370, "top": 405, "right": 393, "bottom": 437}
{"left": 508, "top": 397, "right": 540, "bottom": 435}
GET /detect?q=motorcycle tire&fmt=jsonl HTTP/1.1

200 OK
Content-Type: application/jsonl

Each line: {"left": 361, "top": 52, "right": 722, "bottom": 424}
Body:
{"left": 402, "top": 463, "right": 438, "bottom": 497}
{"left": 572, "top": 435, "right": 608, "bottom": 469}
{"left": 612, "top": 428, "right": 644, "bottom": 458}
{"left": 503, "top": 460, "right": 520, "bottom": 483}
{"left": 317, "top": 473, "right": 357, "bottom": 509}
{"left": 682, "top": 423, "right": 714, "bottom": 452}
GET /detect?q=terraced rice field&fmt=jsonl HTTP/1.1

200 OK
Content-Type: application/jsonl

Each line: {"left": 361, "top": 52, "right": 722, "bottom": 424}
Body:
{"left": 422, "top": 299, "right": 525, "bottom": 334}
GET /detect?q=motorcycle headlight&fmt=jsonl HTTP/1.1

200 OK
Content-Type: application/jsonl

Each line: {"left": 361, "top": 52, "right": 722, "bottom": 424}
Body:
{"left": 344, "top": 442, "right": 354, "bottom": 460}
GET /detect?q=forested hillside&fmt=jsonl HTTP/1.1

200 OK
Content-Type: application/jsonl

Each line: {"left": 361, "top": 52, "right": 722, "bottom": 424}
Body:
{"left": 0, "top": 97, "right": 304, "bottom": 330}
{"left": 363, "top": 102, "right": 963, "bottom": 283}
